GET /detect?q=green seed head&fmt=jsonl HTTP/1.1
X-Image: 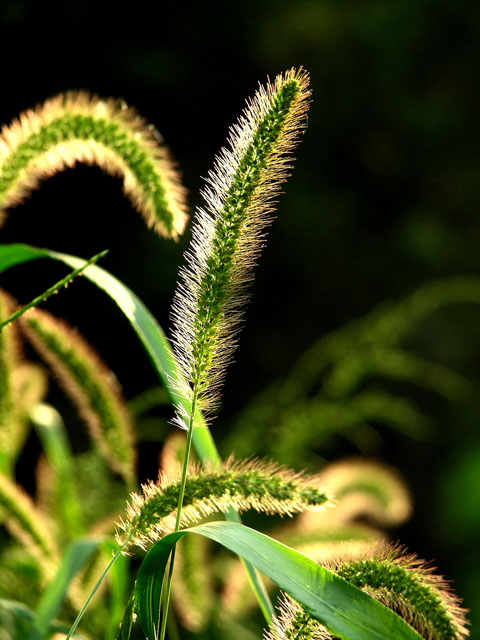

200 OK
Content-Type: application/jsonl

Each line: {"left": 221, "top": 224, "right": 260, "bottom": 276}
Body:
{"left": 21, "top": 309, "right": 136, "bottom": 485}
{"left": 0, "top": 91, "right": 188, "bottom": 237}
{"left": 117, "top": 456, "right": 329, "bottom": 550}
{"left": 171, "top": 68, "right": 311, "bottom": 425}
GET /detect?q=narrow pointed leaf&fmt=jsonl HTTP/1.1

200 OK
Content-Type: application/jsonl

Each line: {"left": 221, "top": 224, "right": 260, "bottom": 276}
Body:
{"left": 116, "top": 590, "right": 136, "bottom": 640}
{"left": 0, "top": 249, "right": 107, "bottom": 330}
{"left": 135, "top": 521, "right": 422, "bottom": 640}
{"left": 30, "top": 403, "right": 85, "bottom": 540}
{"left": 0, "top": 243, "right": 273, "bottom": 619}
{"left": 31, "top": 538, "right": 101, "bottom": 639}
{"left": 0, "top": 243, "right": 217, "bottom": 461}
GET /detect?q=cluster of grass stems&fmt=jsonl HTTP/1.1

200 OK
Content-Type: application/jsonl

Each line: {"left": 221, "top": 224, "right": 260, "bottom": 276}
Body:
{"left": 0, "top": 69, "right": 472, "bottom": 640}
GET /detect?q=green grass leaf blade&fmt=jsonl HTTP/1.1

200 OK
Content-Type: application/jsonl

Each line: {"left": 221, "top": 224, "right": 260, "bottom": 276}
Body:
{"left": 29, "top": 403, "right": 85, "bottom": 541}
{"left": 0, "top": 243, "right": 44, "bottom": 272}
{"left": 0, "top": 249, "right": 108, "bottom": 331}
{"left": 103, "top": 539, "right": 130, "bottom": 640}
{"left": 0, "top": 243, "right": 274, "bottom": 622}
{"left": 31, "top": 538, "right": 101, "bottom": 639}
{"left": 0, "top": 243, "right": 218, "bottom": 461}
{"left": 116, "top": 590, "right": 136, "bottom": 640}
{"left": 135, "top": 521, "right": 423, "bottom": 640}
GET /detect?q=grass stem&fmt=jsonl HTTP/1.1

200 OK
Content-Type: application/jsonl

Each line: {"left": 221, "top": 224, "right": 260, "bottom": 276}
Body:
{"left": 0, "top": 249, "right": 108, "bottom": 332}
{"left": 65, "top": 535, "right": 131, "bottom": 640}
{"left": 159, "top": 394, "right": 197, "bottom": 640}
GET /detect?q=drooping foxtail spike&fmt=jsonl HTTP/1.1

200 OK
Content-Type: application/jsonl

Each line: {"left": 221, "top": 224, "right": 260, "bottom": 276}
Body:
{"left": 117, "top": 456, "right": 328, "bottom": 550}
{"left": 317, "top": 458, "right": 412, "bottom": 527}
{"left": 10, "top": 364, "right": 48, "bottom": 459}
{"left": 0, "top": 472, "right": 59, "bottom": 564}
{"left": 0, "top": 91, "right": 188, "bottom": 238}
{"left": 170, "top": 68, "right": 311, "bottom": 425}
{"left": 329, "top": 544, "right": 469, "bottom": 640}
{"left": 20, "top": 309, "right": 136, "bottom": 486}
{"left": 266, "top": 546, "right": 469, "bottom": 640}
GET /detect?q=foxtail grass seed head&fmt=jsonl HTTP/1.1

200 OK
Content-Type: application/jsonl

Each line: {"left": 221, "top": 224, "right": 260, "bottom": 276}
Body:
{"left": 0, "top": 290, "right": 19, "bottom": 465}
{"left": 264, "top": 541, "right": 469, "bottom": 640}
{"left": 324, "top": 544, "right": 469, "bottom": 640}
{"left": 0, "top": 91, "right": 188, "bottom": 237}
{"left": 264, "top": 594, "right": 330, "bottom": 640}
{"left": 7, "top": 364, "right": 49, "bottom": 465}
{"left": 318, "top": 458, "right": 412, "bottom": 527}
{"left": 21, "top": 309, "right": 136, "bottom": 485}
{"left": 117, "top": 457, "right": 328, "bottom": 550}
{"left": 0, "top": 472, "right": 58, "bottom": 565}
{"left": 171, "top": 68, "right": 311, "bottom": 426}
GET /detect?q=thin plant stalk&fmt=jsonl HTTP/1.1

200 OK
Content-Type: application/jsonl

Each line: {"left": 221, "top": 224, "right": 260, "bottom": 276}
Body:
{"left": 160, "top": 69, "right": 310, "bottom": 635}
{"left": 0, "top": 249, "right": 108, "bottom": 331}
{"left": 159, "top": 392, "right": 197, "bottom": 640}
{"left": 65, "top": 535, "right": 132, "bottom": 640}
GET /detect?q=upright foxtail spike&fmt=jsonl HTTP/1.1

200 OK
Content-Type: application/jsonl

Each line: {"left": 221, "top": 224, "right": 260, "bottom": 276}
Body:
{"left": 170, "top": 68, "right": 311, "bottom": 426}
{"left": 0, "top": 91, "right": 188, "bottom": 238}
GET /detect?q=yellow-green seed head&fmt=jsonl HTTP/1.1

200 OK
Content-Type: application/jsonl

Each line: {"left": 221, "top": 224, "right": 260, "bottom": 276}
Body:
{"left": 171, "top": 68, "right": 311, "bottom": 426}
{"left": 0, "top": 91, "right": 188, "bottom": 237}
{"left": 263, "top": 544, "right": 469, "bottom": 640}
{"left": 0, "top": 472, "right": 59, "bottom": 569}
{"left": 0, "top": 290, "right": 20, "bottom": 467}
{"left": 264, "top": 594, "right": 330, "bottom": 640}
{"left": 327, "top": 544, "right": 469, "bottom": 640}
{"left": 318, "top": 457, "right": 412, "bottom": 527}
{"left": 117, "top": 456, "right": 328, "bottom": 550}
{"left": 21, "top": 308, "right": 136, "bottom": 485}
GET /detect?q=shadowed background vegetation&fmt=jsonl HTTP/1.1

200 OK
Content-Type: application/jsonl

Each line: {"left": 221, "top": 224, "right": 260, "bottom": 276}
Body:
{"left": 0, "top": 1, "right": 479, "bottom": 636}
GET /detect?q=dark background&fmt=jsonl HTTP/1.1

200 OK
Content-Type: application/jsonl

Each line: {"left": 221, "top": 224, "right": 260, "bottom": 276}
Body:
{"left": 1, "top": 0, "right": 479, "bottom": 635}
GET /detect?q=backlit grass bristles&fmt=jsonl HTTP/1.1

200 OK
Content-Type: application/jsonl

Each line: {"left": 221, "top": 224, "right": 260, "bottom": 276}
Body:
{"left": 327, "top": 545, "right": 468, "bottom": 640}
{"left": 264, "top": 594, "right": 329, "bottom": 640}
{"left": 9, "top": 363, "right": 48, "bottom": 465}
{"left": 318, "top": 458, "right": 412, "bottom": 527}
{"left": 171, "top": 68, "right": 310, "bottom": 426}
{"left": 0, "top": 290, "right": 18, "bottom": 471}
{"left": 117, "top": 457, "right": 328, "bottom": 550}
{"left": 0, "top": 91, "right": 187, "bottom": 237}
{"left": 21, "top": 309, "right": 136, "bottom": 486}
{"left": 0, "top": 472, "right": 58, "bottom": 565}
{"left": 265, "top": 542, "right": 469, "bottom": 640}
